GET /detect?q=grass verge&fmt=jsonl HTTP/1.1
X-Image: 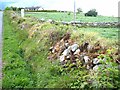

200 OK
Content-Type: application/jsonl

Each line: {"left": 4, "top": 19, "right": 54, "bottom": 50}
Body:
{"left": 2, "top": 11, "right": 36, "bottom": 88}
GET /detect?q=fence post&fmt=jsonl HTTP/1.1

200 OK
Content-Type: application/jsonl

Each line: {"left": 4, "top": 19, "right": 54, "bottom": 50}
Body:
{"left": 21, "top": 9, "right": 24, "bottom": 18}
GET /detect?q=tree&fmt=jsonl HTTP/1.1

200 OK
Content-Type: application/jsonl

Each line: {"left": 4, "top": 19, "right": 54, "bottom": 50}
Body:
{"left": 11, "top": 6, "right": 17, "bottom": 11}
{"left": 85, "top": 9, "right": 98, "bottom": 17}
{"left": 77, "top": 8, "right": 82, "bottom": 14}
{"left": 5, "top": 7, "right": 12, "bottom": 10}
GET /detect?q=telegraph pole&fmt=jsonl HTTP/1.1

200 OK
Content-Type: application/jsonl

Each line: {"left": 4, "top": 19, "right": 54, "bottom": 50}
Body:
{"left": 74, "top": 0, "right": 76, "bottom": 24}
{"left": 73, "top": 0, "right": 76, "bottom": 31}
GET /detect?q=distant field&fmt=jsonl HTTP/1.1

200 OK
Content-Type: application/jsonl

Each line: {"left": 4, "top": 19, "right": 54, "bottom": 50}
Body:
{"left": 25, "top": 12, "right": 118, "bottom": 22}
{"left": 24, "top": 12, "right": 118, "bottom": 40}
{"left": 79, "top": 28, "right": 118, "bottom": 39}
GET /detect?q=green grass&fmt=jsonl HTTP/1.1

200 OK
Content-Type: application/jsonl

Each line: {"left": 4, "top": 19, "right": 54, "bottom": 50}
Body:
{"left": 25, "top": 12, "right": 117, "bottom": 22}
{"left": 78, "top": 27, "right": 118, "bottom": 39}
{"left": 3, "top": 11, "right": 36, "bottom": 88}
{"left": 25, "top": 12, "right": 118, "bottom": 40}
{"left": 3, "top": 11, "right": 119, "bottom": 88}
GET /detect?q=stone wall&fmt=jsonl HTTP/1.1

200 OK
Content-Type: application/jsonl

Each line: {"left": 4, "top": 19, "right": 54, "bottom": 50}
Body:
{"left": 39, "top": 18, "right": 119, "bottom": 28}
{"left": 62, "top": 21, "right": 120, "bottom": 28}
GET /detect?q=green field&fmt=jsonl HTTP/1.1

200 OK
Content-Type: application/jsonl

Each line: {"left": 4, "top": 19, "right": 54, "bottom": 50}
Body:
{"left": 25, "top": 12, "right": 118, "bottom": 40}
{"left": 25, "top": 12, "right": 118, "bottom": 22}
{"left": 78, "top": 27, "right": 118, "bottom": 39}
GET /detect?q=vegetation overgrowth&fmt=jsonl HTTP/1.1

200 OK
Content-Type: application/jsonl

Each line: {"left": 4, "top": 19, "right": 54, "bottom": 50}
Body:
{"left": 3, "top": 10, "right": 120, "bottom": 88}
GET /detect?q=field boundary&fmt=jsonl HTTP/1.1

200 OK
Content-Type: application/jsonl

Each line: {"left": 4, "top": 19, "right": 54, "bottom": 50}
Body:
{"left": 40, "top": 19, "right": 119, "bottom": 28}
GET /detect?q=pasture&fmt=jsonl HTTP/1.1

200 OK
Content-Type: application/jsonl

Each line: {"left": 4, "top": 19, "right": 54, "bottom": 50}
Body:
{"left": 79, "top": 27, "right": 118, "bottom": 39}
{"left": 25, "top": 12, "right": 118, "bottom": 40}
{"left": 25, "top": 12, "right": 118, "bottom": 22}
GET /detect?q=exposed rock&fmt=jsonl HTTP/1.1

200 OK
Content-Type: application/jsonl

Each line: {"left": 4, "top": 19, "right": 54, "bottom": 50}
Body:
{"left": 93, "top": 58, "right": 100, "bottom": 65}
{"left": 61, "top": 22, "right": 119, "bottom": 28}
{"left": 84, "top": 56, "right": 90, "bottom": 64}
{"left": 66, "top": 55, "right": 70, "bottom": 60}
{"left": 60, "top": 55, "right": 65, "bottom": 62}
{"left": 71, "top": 43, "right": 79, "bottom": 52}
{"left": 74, "top": 49, "right": 80, "bottom": 55}
{"left": 49, "top": 46, "right": 53, "bottom": 52}
{"left": 47, "top": 19, "right": 54, "bottom": 23}
{"left": 93, "top": 65, "right": 99, "bottom": 71}
{"left": 86, "top": 65, "right": 91, "bottom": 69}
{"left": 48, "top": 33, "right": 117, "bottom": 71}
{"left": 62, "top": 48, "right": 70, "bottom": 56}
{"left": 65, "top": 43, "right": 69, "bottom": 47}
{"left": 52, "top": 49, "right": 55, "bottom": 53}
{"left": 40, "top": 18, "right": 45, "bottom": 22}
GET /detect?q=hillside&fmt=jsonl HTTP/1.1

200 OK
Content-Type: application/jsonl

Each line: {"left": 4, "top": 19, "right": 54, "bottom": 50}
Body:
{"left": 3, "top": 10, "right": 120, "bottom": 88}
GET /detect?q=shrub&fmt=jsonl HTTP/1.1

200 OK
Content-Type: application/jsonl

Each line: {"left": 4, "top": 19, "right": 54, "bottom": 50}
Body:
{"left": 68, "top": 12, "right": 71, "bottom": 15}
{"left": 77, "top": 8, "right": 82, "bottom": 14}
{"left": 85, "top": 9, "right": 98, "bottom": 17}
{"left": 5, "top": 7, "right": 12, "bottom": 10}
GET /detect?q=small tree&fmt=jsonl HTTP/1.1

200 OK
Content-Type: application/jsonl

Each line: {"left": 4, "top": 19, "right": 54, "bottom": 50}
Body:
{"left": 5, "top": 7, "right": 12, "bottom": 10}
{"left": 68, "top": 12, "right": 71, "bottom": 15}
{"left": 85, "top": 9, "right": 98, "bottom": 17}
{"left": 77, "top": 8, "right": 82, "bottom": 14}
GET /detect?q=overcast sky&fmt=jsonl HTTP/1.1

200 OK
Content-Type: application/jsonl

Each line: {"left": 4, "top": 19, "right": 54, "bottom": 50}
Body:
{"left": 0, "top": 0, "right": 119, "bottom": 17}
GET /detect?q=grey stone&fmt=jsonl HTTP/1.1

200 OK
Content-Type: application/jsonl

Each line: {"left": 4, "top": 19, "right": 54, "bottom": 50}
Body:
{"left": 60, "top": 55, "right": 65, "bottom": 62}
{"left": 71, "top": 43, "right": 79, "bottom": 52}
{"left": 47, "top": 19, "right": 53, "bottom": 23}
{"left": 74, "top": 49, "right": 80, "bottom": 55}
{"left": 93, "top": 58, "right": 100, "bottom": 64}
{"left": 84, "top": 56, "right": 90, "bottom": 64}
{"left": 66, "top": 55, "right": 70, "bottom": 59}
{"left": 86, "top": 65, "right": 91, "bottom": 69}
{"left": 40, "top": 18, "right": 45, "bottom": 21}
{"left": 62, "top": 48, "right": 70, "bottom": 56}
{"left": 52, "top": 49, "right": 55, "bottom": 53}
{"left": 65, "top": 43, "right": 69, "bottom": 47}
{"left": 93, "top": 65, "right": 99, "bottom": 71}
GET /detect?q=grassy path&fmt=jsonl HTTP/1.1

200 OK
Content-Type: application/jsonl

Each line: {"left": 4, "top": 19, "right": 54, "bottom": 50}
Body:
{"left": 2, "top": 11, "right": 36, "bottom": 88}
